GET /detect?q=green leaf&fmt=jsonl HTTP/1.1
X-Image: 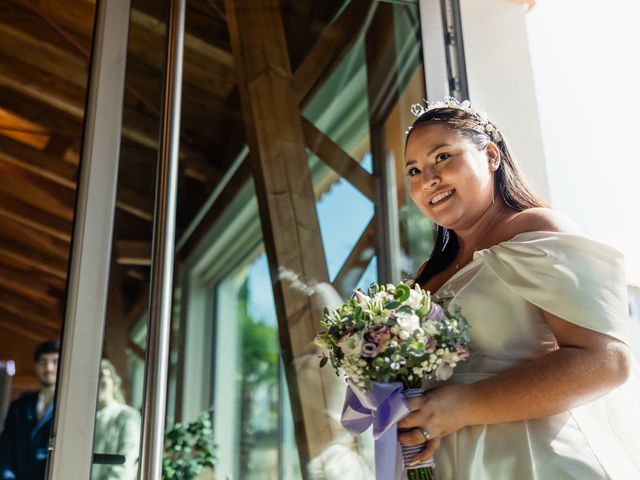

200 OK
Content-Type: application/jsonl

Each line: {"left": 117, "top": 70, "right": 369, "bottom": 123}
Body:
{"left": 320, "top": 356, "right": 329, "bottom": 368}
{"left": 394, "top": 283, "right": 411, "bottom": 302}
{"left": 384, "top": 301, "right": 401, "bottom": 309}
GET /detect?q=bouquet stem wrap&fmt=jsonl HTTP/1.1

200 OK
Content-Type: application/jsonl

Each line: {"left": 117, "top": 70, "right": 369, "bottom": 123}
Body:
{"left": 401, "top": 389, "right": 435, "bottom": 479}
{"left": 340, "top": 380, "right": 411, "bottom": 480}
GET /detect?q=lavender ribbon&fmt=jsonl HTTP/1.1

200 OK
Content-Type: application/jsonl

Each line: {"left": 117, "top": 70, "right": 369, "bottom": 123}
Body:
{"left": 340, "top": 380, "right": 411, "bottom": 480}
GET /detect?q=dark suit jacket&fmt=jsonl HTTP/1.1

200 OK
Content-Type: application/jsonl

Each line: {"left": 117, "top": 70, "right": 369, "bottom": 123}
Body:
{"left": 0, "top": 391, "right": 53, "bottom": 480}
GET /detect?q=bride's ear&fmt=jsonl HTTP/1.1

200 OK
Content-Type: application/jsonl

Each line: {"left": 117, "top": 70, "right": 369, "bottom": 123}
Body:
{"left": 486, "top": 143, "right": 501, "bottom": 172}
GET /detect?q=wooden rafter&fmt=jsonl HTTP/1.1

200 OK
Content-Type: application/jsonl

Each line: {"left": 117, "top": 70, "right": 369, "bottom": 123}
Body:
{"left": 0, "top": 317, "right": 50, "bottom": 343}
{"left": 293, "top": 0, "right": 375, "bottom": 106}
{"left": 301, "top": 117, "right": 376, "bottom": 202}
{"left": 0, "top": 234, "right": 67, "bottom": 280}
{"left": 0, "top": 288, "right": 61, "bottom": 331}
{"left": 0, "top": 47, "right": 220, "bottom": 185}
{"left": 0, "top": 192, "right": 72, "bottom": 242}
{"left": 0, "top": 134, "right": 76, "bottom": 188}
{"left": 116, "top": 240, "right": 151, "bottom": 266}
{"left": 0, "top": 12, "right": 88, "bottom": 88}
{"left": 127, "top": 340, "right": 145, "bottom": 360}
{"left": 0, "top": 133, "right": 155, "bottom": 222}
{"left": 0, "top": 216, "right": 69, "bottom": 260}
{"left": 227, "top": 0, "right": 340, "bottom": 468}
{"left": 332, "top": 216, "right": 376, "bottom": 298}
{"left": 0, "top": 263, "right": 60, "bottom": 307}
{"left": 0, "top": 166, "right": 75, "bottom": 221}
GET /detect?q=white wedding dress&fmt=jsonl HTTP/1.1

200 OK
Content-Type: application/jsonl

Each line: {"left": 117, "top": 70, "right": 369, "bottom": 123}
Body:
{"left": 421, "top": 231, "right": 640, "bottom": 480}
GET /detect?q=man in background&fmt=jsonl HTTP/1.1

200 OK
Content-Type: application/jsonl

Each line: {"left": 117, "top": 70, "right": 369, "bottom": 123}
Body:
{"left": 0, "top": 340, "right": 59, "bottom": 480}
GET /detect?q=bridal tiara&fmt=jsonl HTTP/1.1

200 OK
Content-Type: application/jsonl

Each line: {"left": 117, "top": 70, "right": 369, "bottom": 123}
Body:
{"left": 407, "top": 97, "right": 503, "bottom": 142}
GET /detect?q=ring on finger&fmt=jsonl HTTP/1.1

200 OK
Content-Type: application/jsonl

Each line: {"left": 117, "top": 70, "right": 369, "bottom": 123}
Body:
{"left": 418, "top": 427, "right": 431, "bottom": 443}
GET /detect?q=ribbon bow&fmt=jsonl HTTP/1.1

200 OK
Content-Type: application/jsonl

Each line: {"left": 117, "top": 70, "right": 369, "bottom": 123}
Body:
{"left": 340, "top": 380, "right": 411, "bottom": 480}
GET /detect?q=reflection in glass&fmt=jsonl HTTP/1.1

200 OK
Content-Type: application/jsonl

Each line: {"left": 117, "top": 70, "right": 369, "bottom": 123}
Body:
{"left": 213, "top": 252, "right": 297, "bottom": 479}
{"left": 92, "top": 360, "right": 141, "bottom": 480}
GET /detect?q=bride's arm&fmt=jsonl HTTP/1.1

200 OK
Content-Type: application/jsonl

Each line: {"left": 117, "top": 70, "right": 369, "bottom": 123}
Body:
{"left": 398, "top": 312, "right": 632, "bottom": 461}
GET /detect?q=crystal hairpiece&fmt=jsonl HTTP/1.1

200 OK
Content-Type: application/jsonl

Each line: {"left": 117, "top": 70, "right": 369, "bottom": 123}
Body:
{"left": 407, "top": 97, "right": 503, "bottom": 142}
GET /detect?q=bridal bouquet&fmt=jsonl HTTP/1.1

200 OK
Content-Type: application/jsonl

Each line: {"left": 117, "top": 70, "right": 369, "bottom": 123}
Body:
{"left": 315, "top": 282, "right": 470, "bottom": 480}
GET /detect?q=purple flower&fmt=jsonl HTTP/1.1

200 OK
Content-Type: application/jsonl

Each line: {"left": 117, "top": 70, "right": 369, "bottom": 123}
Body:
{"left": 369, "top": 324, "right": 391, "bottom": 344}
{"left": 361, "top": 342, "right": 380, "bottom": 358}
{"left": 424, "top": 338, "right": 437, "bottom": 353}
{"left": 427, "top": 303, "right": 444, "bottom": 322}
{"left": 454, "top": 342, "right": 470, "bottom": 360}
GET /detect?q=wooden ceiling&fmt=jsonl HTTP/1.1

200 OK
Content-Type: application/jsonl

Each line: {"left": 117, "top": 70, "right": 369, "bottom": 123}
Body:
{"left": 0, "top": 0, "right": 350, "bottom": 391}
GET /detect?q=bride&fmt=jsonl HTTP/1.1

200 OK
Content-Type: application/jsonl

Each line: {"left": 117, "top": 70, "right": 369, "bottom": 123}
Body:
{"left": 396, "top": 99, "right": 640, "bottom": 479}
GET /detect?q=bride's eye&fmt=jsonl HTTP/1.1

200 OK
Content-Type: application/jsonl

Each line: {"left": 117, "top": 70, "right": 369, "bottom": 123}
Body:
{"left": 436, "top": 152, "right": 451, "bottom": 163}
{"left": 407, "top": 167, "right": 420, "bottom": 177}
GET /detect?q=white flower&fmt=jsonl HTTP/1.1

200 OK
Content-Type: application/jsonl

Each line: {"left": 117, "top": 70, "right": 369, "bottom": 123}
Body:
{"left": 374, "top": 291, "right": 389, "bottom": 303}
{"left": 399, "top": 330, "right": 411, "bottom": 340}
{"left": 353, "top": 290, "right": 371, "bottom": 308}
{"left": 441, "top": 349, "right": 461, "bottom": 364}
{"left": 403, "top": 289, "right": 423, "bottom": 311}
{"left": 341, "top": 333, "right": 363, "bottom": 356}
{"left": 435, "top": 363, "right": 454, "bottom": 381}
{"left": 395, "top": 311, "right": 420, "bottom": 332}
{"left": 422, "top": 319, "right": 440, "bottom": 336}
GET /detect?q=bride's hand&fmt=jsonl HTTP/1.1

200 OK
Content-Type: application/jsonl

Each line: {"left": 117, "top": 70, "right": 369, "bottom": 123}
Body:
{"left": 397, "top": 384, "right": 472, "bottom": 462}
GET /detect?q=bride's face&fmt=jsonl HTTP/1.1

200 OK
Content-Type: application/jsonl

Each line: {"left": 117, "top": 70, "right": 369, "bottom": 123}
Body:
{"left": 404, "top": 123, "right": 499, "bottom": 230}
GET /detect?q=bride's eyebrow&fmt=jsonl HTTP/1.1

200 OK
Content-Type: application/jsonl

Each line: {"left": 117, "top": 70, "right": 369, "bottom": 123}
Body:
{"left": 404, "top": 143, "right": 454, "bottom": 167}
{"left": 427, "top": 143, "right": 452, "bottom": 157}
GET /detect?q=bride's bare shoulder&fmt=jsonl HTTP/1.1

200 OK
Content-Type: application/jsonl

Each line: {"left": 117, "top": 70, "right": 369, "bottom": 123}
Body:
{"left": 504, "top": 207, "right": 584, "bottom": 237}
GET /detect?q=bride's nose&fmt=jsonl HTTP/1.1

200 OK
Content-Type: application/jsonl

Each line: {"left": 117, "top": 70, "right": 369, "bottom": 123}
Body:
{"left": 422, "top": 171, "right": 440, "bottom": 191}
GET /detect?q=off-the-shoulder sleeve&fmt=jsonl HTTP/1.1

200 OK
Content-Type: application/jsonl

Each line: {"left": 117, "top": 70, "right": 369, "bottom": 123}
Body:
{"left": 475, "top": 231, "right": 631, "bottom": 343}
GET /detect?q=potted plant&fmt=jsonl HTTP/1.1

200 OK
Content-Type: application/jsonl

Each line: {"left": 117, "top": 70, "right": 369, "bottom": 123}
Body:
{"left": 163, "top": 412, "right": 217, "bottom": 479}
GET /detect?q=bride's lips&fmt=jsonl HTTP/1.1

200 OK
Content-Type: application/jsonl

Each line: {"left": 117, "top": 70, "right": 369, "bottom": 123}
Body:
{"left": 428, "top": 188, "right": 456, "bottom": 208}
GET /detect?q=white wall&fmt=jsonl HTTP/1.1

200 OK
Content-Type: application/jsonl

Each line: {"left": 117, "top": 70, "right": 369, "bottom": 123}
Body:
{"left": 459, "top": 0, "right": 550, "bottom": 201}
{"left": 525, "top": 0, "right": 640, "bottom": 286}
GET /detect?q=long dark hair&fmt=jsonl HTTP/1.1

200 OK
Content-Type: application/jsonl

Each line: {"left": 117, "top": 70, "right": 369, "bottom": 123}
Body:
{"left": 407, "top": 105, "right": 548, "bottom": 286}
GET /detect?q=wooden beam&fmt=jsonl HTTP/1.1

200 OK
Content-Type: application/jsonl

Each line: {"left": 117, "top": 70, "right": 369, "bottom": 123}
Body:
{"left": 115, "top": 240, "right": 151, "bottom": 266}
{"left": 0, "top": 288, "right": 61, "bottom": 331}
{"left": 0, "top": 52, "right": 86, "bottom": 120}
{"left": 0, "top": 317, "right": 49, "bottom": 343}
{"left": 0, "top": 192, "right": 73, "bottom": 242}
{"left": 126, "top": 8, "right": 236, "bottom": 98}
{"left": 332, "top": 216, "right": 376, "bottom": 298}
{"left": 293, "top": 0, "right": 374, "bottom": 106}
{"left": 129, "top": 7, "right": 234, "bottom": 69}
{"left": 227, "top": 0, "right": 338, "bottom": 467}
{"left": 301, "top": 117, "right": 376, "bottom": 202}
{"left": 0, "top": 86, "right": 81, "bottom": 143}
{"left": 127, "top": 339, "right": 145, "bottom": 360}
{"left": 0, "top": 216, "right": 69, "bottom": 260}
{"left": 0, "top": 262, "right": 60, "bottom": 308}
{"left": 0, "top": 10, "right": 88, "bottom": 88}
{"left": 0, "top": 133, "right": 77, "bottom": 188}
{"left": 0, "top": 128, "right": 155, "bottom": 222}
{"left": 0, "top": 165, "right": 75, "bottom": 221}
{"left": 0, "top": 234, "right": 67, "bottom": 280}
{"left": 116, "top": 186, "right": 154, "bottom": 222}
{"left": 0, "top": 53, "right": 220, "bottom": 185}
{"left": 0, "top": 254, "right": 66, "bottom": 292}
